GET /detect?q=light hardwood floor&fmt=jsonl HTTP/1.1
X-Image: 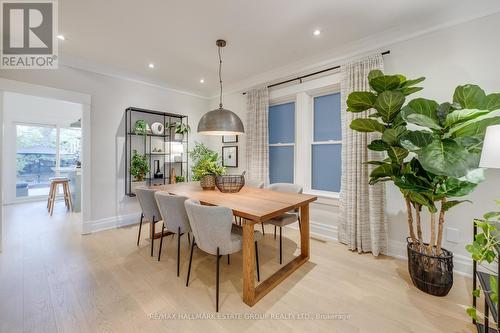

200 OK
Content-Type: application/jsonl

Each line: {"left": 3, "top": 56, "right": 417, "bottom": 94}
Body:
{"left": 0, "top": 201, "right": 475, "bottom": 333}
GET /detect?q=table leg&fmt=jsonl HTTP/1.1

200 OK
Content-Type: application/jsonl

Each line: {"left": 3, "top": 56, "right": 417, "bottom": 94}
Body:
{"left": 300, "top": 203, "right": 310, "bottom": 258}
{"left": 242, "top": 221, "right": 255, "bottom": 305}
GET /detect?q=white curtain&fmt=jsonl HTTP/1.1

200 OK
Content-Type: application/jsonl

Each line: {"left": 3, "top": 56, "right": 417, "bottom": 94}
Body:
{"left": 339, "top": 54, "right": 387, "bottom": 256}
{"left": 245, "top": 87, "right": 269, "bottom": 184}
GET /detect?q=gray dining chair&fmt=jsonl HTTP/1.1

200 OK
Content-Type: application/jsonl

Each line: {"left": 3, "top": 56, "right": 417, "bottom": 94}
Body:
{"left": 184, "top": 199, "right": 261, "bottom": 312}
{"left": 155, "top": 192, "right": 191, "bottom": 276}
{"left": 135, "top": 187, "right": 163, "bottom": 257}
{"left": 263, "top": 183, "right": 302, "bottom": 264}
{"left": 234, "top": 178, "right": 265, "bottom": 228}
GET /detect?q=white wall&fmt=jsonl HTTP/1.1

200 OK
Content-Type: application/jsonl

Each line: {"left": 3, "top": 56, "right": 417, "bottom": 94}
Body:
{"left": 0, "top": 66, "right": 209, "bottom": 231}
{"left": 2, "top": 92, "right": 83, "bottom": 204}
{"left": 210, "top": 12, "right": 500, "bottom": 274}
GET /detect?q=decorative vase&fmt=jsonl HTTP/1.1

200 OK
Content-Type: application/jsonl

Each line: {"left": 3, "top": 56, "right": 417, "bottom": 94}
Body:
{"left": 151, "top": 122, "right": 164, "bottom": 135}
{"left": 153, "top": 160, "right": 163, "bottom": 179}
{"left": 200, "top": 175, "right": 216, "bottom": 190}
{"left": 174, "top": 133, "right": 184, "bottom": 141}
{"left": 406, "top": 238, "right": 453, "bottom": 296}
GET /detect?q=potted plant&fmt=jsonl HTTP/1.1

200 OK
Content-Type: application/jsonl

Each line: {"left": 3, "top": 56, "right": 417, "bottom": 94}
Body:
{"left": 189, "top": 142, "right": 226, "bottom": 190}
{"left": 347, "top": 70, "right": 500, "bottom": 296}
{"left": 169, "top": 122, "right": 190, "bottom": 141}
{"left": 134, "top": 119, "right": 149, "bottom": 135}
{"left": 466, "top": 201, "right": 500, "bottom": 321}
{"left": 175, "top": 175, "right": 185, "bottom": 183}
{"left": 130, "top": 149, "right": 149, "bottom": 192}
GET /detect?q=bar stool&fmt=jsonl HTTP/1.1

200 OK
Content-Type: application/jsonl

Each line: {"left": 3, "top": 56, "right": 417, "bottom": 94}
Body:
{"left": 47, "top": 177, "right": 73, "bottom": 216}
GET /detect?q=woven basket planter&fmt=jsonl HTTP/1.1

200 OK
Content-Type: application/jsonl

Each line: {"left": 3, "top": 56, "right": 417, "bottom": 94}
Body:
{"left": 200, "top": 175, "right": 216, "bottom": 190}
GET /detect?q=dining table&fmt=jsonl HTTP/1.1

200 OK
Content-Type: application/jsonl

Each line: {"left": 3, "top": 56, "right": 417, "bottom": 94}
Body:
{"left": 153, "top": 181, "right": 317, "bottom": 307}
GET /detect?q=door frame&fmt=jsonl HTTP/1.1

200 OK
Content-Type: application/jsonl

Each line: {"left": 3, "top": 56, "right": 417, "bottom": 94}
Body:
{"left": 0, "top": 78, "right": 92, "bottom": 251}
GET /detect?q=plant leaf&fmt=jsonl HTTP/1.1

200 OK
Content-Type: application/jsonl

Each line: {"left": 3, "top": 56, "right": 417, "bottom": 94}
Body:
{"left": 387, "top": 147, "right": 409, "bottom": 164}
{"left": 370, "top": 164, "right": 399, "bottom": 178}
{"left": 350, "top": 118, "right": 385, "bottom": 133}
{"left": 485, "top": 93, "right": 500, "bottom": 111}
{"left": 369, "top": 75, "right": 402, "bottom": 93}
{"left": 400, "top": 86, "right": 423, "bottom": 96}
{"left": 484, "top": 211, "right": 500, "bottom": 220}
{"left": 347, "top": 92, "right": 377, "bottom": 112}
{"left": 367, "top": 69, "right": 384, "bottom": 82}
{"left": 409, "top": 192, "right": 437, "bottom": 212}
{"left": 438, "top": 178, "right": 478, "bottom": 197}
{"left": 445, "top": 109, "right": 490, "bottom": 128}
{"left": 466, "top": 307, "right": 477, "bottom": 321}
{"left": 442, "top": 200, "right": 471, "bottom": 212}
{"left": 401, "top": 98, "right": 441, "bottom": 130}
{"left": 400, "top": 77, "right": 425, "bottom": 88}
{"left": 453, "top": 84, "right": 486, "bottom": 109}
{"left": 367, "top": 140, "right": 389, "bottom": 151}
{"left": 381, "top": 126, "right": 406, "bottom": 145}
{"left": 374, "top": 91, "right": 405, "bottom": 123}
{"left": 451, "top": 116, "right": 500, "bottom": 137}
{"left": 400, "top": 131, "right": 434, "bottom": 151}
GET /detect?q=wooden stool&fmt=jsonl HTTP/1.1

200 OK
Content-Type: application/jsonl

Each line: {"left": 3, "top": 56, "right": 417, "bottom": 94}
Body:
{"left": 47, "top": 177, "right": 73, "bottom": 216}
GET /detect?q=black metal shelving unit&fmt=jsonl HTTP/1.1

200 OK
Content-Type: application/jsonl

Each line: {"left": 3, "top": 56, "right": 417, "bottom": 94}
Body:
{"left": 125, "top": 107, "right": 189, "bottom": 196}
{"left": 472, "top": 222, "right": 500, "bottom": 333}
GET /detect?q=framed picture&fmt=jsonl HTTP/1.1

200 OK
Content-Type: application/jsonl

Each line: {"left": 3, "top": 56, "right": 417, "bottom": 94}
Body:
{"left": 222, "top": 146, "right": 238, "bottom": 168}
{"left": 222, "top": 135, "right": 238, "bottom": 143}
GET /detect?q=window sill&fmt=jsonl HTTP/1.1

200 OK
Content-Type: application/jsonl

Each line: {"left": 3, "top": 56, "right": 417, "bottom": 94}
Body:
{"left": 303, "top": 189, "right": 340, "bottom": 206}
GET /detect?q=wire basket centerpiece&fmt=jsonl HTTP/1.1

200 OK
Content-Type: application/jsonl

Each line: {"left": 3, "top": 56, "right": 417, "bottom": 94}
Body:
{"left": 215, "top": 172, "right": 245, "bottom": 193}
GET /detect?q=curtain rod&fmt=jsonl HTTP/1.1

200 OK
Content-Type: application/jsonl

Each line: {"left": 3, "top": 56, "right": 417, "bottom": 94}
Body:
{"left": 242, "top": 50, "right": 390, "bottom": 95}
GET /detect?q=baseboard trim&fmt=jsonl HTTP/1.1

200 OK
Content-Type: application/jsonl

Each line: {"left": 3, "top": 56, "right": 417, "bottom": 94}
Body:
{"left": 83, "top": 212, "right": 140, "bottom": 234}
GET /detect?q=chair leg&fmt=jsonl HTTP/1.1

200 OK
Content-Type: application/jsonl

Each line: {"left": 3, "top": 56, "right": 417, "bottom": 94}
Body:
{"left": 150, "top": 217, "right": 155, "bottom": 257}
{"left": 47, "top": 182, "right": 54, "bottom": 209}
{"left": 298, "top": 216, "right": 302, "bottom": 235}
{"left": 49, "top": 184, "right": 56, "bottom": 216}
{"left": 216, "top": 247, "right": 220, "bottom": 313}
{"left": 187, "top": 232, "right": 191, "bottom": 245}
{"left": 255, "top": 241, "right": 260, "bottom": 282}
{"left": 137, "top": 214, "right": 143, "bottom": 246}
{"left": 158, "top": 222, "right": 165, "bottom": 262}
{"left": 66, "top": 182, "right": 73, "bottom": 212}
{"left": 227, "top": 254, "right": 230, "bottom": 265}
{"left": 279, "top": 226, "right": 282, "bottom": 265}
{"left": 186, "top": 238, "right": 195, "bottom": 287}
{"left": 274, "top": 225, "right": 277, "bottom": 239}
{"left": 261, "top": 223, "right": 265, "bottom": 235}
{"left": 177, "top": 227, "right": 181, "bottom": 277}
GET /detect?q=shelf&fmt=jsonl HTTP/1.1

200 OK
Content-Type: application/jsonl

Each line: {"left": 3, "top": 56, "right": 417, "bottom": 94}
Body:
{"left": 476, "top": 322, "right": 498, "bottom": 333}
{"left": 128, "top": 132, "right": 170, "bottom": 137}
{"left": 477, "top": 271, "right": 499, "bottom": 323}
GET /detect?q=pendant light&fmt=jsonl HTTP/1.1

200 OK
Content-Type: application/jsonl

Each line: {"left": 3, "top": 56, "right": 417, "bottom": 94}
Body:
{"left": 197, "top": 39, "right": 244, "bottom": 135}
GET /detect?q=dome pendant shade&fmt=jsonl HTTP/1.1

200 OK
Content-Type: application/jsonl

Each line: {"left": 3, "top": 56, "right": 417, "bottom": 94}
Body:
{"left": 197, "top": 107, "right": 244, "bottom": 135}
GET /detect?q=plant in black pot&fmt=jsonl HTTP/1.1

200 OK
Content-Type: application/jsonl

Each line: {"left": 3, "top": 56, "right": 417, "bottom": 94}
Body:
{"left": 189, "top": 142, "right": 226, "bottom": 190}
{"left": 347, "top": 70, "right": 500, "bottom": 296}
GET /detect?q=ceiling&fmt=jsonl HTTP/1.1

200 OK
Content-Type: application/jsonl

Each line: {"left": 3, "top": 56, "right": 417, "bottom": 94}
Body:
{"left": 59, "top": 0, "right": 500, "bottom": 97}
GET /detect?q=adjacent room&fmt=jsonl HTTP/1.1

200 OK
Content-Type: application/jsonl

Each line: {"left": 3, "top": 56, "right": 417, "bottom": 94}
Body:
{"left": 1, "top": 1, "right": 500, "bottom": 332}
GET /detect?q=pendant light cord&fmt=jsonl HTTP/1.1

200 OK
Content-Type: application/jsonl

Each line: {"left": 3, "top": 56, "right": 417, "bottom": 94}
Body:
{"left": 218, "top": 45, "right": 223, "bottom": 109}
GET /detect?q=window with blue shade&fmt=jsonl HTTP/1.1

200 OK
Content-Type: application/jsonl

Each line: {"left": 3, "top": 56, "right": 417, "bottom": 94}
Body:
{"left": 268, "top": 102, "right": 295, "bottom": 184}
{"left": 312, "top": 93, "right": 342, "bottom": 192}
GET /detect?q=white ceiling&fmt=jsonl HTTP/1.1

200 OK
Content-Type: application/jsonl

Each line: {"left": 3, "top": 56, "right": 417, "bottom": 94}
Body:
{"left": 59, "top": 0, "right": 500, "bottom": 97}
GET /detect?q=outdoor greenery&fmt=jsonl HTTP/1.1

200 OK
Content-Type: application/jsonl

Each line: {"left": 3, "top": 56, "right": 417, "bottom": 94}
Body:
{"left": 466, "top": 201, "right": 500, "bottom": 320}
{"left": 347, "top": 69, "right": 500, "bottom": 256}
{"left": 130, "top": 149, "right": 149, "bottom": 181}
{"left": 189, "top": 142, "right": 225, "bottom": 181}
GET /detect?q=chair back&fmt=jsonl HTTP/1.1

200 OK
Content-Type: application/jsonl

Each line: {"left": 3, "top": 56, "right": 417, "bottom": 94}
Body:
{"left": 184, "top": 199, "right": 234, "bottom": 255}
{"left": 246, "top": 179, "right": 265, "bottom": 189}
{"left": 268, "top": 183, "right": 303, "bottom": 194}
{"left": 155, "top": 192, "right": 191, "bottom": 234}
{"left": 135, "top": 187, "right": 161, "bottom": 222}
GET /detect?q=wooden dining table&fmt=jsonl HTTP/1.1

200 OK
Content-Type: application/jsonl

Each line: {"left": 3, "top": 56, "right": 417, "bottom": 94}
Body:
{"left": 153, "top": 181, "right": 317, "bottom": 307}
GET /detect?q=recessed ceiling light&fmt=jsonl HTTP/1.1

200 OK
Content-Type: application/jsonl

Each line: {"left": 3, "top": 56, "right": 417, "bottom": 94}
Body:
{"left": 313, "top": 29, "right": 321, "bottom": 36}
{"left": 148, "top": 63, "right": 155, "bottom": 69}
{"left": 57, "top": 34, "right": 65, "bottom": 40}
{"left": 200, "top": 78, "right": 205, "bottom": 83}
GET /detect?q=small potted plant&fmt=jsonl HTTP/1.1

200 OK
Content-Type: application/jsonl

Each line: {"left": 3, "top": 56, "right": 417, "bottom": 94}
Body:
{"left": 175, "top": 175, "right": 185, "bottom": 183}
{"left": 130, "top": 150, "right": 149, "bottom": 192}
{"left": 134, "top": 120, "right": 149, "bottom": 135}
{"left": 189, "top": 142, "right": 225, "bottom": 190}
{"left": 170, "top": 122, "right": 190, "bottom": 141}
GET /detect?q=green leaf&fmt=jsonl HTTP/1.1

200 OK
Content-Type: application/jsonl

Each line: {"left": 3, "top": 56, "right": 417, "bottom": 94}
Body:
{"left": 453, "top": 84, "right": 486, "bottom": 109}
{"left": 367, "top": 69, "right": 384, "bottom": 82}
{"left": 364, "top": 160, "right": 386, "bottom": 165}
{"left": 438, "top": 178, "right": 478, "bottom": 197}
{"left": 401, "top": 98, "right": 441, "bottom": 130}
{"left": 369, "top": 75, "right": 402, "bottom": 93}
{"left": 445, "top": 109, "right": 490, "bottom": 128}
{"left": 484, "top": 211, "right": 500, "bottom": 220}
{"left": 381, "top": 126, "right": 406, "bottom": 145}
{"left": 451, "top": 116, "right": 500, "bottom": 137}
{"left": 394, "top": 174, "right": 433, "bottom": 193}
{"left": 409, "top": 192, "right": 437, "bottom": 212}
{"left": 400, "top": 86, "right": 423, "bottom": 96}
{"left": 367, "top": 140, "right": 389, "bottom": 151}
{"left": 387, "top": 147, "right": 409, "bottom": 164}
{"left": 442, "top": 200, "right": 471, "bottom": 212}
{"left": 454, "top": 136, "right": 483, "bottom": 155}
{"left": 472, "top": 289, "right": 481, "bottom": 298}
{"left": 400, "top": 131, "right": 434, "bottom": 151}
{"left": 466, "top": 307, "right": 477, "bottom": 320}
{"left": 350, "top": 118, "right": 385, "bottom": 133}
{"left": 347, "top": 91, "right": 377, "bottom": 112}
{"left": 374, "top": 91, "right": 405, "bottom": 123}
{"left": 400, "top": 77, "right": 425, "bottom": 88}
{"left": 370, "top": 164, "right": 399, "bottom": 178}
{"left": 485, "top": 93, "right": 500, "bottom": 111}
{"left": 417, "top": 138, "right": 479, "bottom": 178}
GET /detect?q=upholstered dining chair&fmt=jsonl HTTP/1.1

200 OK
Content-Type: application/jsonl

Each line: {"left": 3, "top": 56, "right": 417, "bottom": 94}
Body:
{"left": 235, "top": 179, "right": 265, "bottom": 228}
{"left": 154, "top": 192, "right": 191, "bottom": 276}
{"left": 263, "top": 183, "right": 302, "bottom": 264}
{"left": 135, "top": 187, "right": 163, "bottom": 257}
{"left": 184, "top": 199, "right": 261, "bottom": 312}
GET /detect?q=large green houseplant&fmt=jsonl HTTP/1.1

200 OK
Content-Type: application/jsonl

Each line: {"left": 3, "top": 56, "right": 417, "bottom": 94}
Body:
{"left": 347, "top": 69, "right": 500, "bottom": 295}
{"left": 189, "top": 142, "right": 225, "bottom": 190}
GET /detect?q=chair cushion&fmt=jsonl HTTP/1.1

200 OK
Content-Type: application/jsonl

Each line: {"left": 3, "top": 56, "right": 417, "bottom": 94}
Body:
{"left": 231, "top": 224, "right": 263, "bottom": 242}
{"left": 264, "top": 212, "right": 299, "bottom": 227}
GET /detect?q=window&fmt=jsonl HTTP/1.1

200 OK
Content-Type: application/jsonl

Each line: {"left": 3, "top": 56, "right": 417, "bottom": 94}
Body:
{"left": 311, "top": 93, "right": 342, "bottom": 192}
{"left": 268, "top": 102, "right": 295, "bottom": 183}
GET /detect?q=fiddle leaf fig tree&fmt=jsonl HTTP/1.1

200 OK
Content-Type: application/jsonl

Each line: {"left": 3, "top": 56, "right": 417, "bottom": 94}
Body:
{"left": 347, "top": 71, "right": 500, "bottom": 256}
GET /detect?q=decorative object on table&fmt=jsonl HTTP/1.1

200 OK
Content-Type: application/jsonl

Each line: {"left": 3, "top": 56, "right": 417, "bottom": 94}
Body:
{"left": 466, "top": 201, "right": 500, "bottom": 331}
{"left": 197, "top": 39, "right": 244, "bottom": 135}
{"left": 130, "top": 150, "right": 149, "bottom": 181}
{"left": 216, "top": 173, "right": 245, "bottom": 193}
{"left": 175, "top": 175, "right": 185, "bottom": 183}
{"left": 153, "top": 160, "right": 163, "bottom": 179}
{"left": 151, "top": 122, "right": 164, "bottom": 135}
{"left": 347, "top": 70, "right": 500, "bottom": 296}
{"left": 222, "top": 135, "right": 238, "bottom": 143}
{"left": 189, "top": 142, "right": 226, "bottom": 190}
{"left": 170, "top": 122, "right": 191, "bottom": 141}
{"left": 134, "top": 119, "right": 148, "bottom": 135}
{"left": 222, "top": 146, "right": 238, "bottom": 167}
{"left": 170, "top": 168, "right": 177, "bottom": 183}
{"left": 125, "top": 107, "right": 189, "bottom": 196}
